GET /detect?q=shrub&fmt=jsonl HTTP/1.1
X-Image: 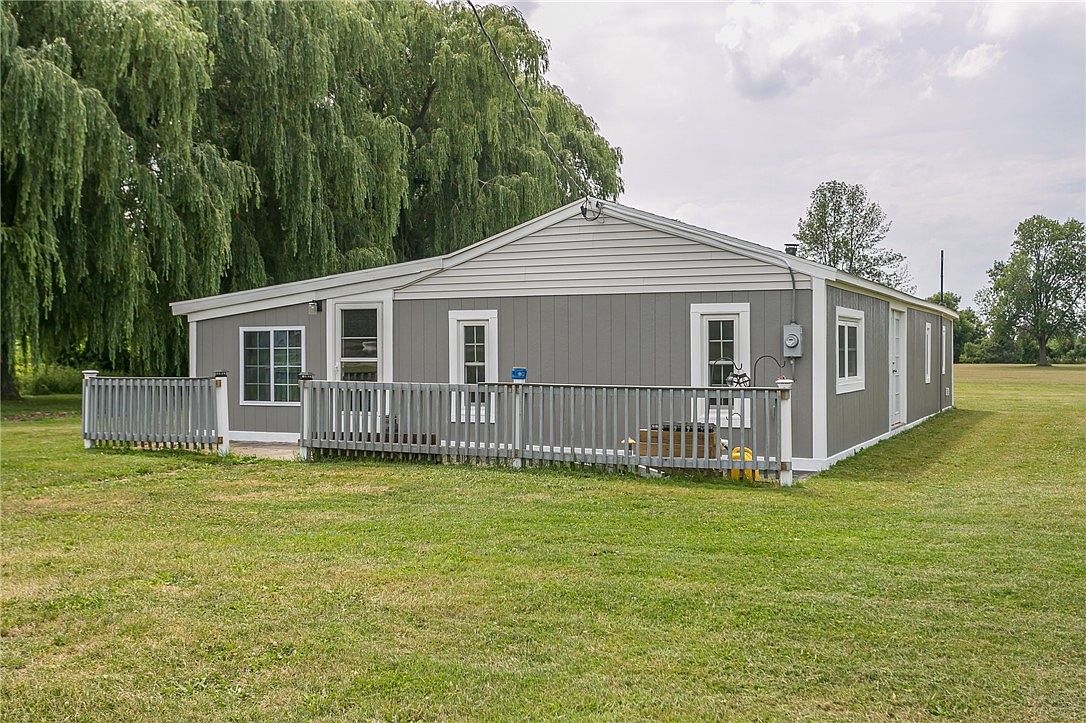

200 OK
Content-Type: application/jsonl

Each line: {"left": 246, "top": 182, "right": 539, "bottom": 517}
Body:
{"left": 17, "top": 364, "right": 85, "bottom": 395}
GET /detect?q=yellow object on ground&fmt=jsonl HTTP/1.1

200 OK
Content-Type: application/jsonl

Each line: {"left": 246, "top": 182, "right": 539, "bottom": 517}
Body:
{"left": 729, "top": 447, "right": 760, "bottom": 481}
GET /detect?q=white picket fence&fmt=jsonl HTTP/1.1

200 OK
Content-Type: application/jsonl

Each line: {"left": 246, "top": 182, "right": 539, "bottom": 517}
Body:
{"left": 81, "top": 371, "right": 230, "bottom": 454}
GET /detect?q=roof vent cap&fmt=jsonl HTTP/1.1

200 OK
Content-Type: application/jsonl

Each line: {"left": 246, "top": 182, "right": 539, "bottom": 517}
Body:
{"left": 784, "top": 242, "right": 799, "bottom": 256}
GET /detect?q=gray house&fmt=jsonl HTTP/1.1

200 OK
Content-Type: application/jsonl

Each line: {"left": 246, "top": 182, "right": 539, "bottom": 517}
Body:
{"left": 171, "top": 200, "right": 956, "bottom": 471}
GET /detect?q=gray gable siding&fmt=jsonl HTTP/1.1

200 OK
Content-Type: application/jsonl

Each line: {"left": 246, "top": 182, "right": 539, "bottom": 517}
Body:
{"left": 398, "top": 212, "right": 811, "bottom": 299}
{"left": 393, "top": 290, "right": 815, "bottom": 459}
{"left": 191, "top": 302, "right": 325, "bottom": 434}
{"left": 826, "top": 285, "right": 891, "bottom": 456}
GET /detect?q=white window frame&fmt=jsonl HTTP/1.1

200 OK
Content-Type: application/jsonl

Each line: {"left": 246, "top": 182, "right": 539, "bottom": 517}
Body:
{"left": 925, "top": 322, "right": 932, "bottom": 384}
{"left": 448, "top": 310, "right": 498, "bottom": 421}
{"left": 835, "top": 307, "right": 865, "bottom": 395}
{"left": 689, "top": 303, "right": 752, "bottom": 428}
{"left": 325, "top": 294, "right": 393, "bottom": 381}
{"left": 238, "top": 326, "right": 306, "bottom": 406}
{"left": 331, "top": 301, "right": 384, "bottom": 382}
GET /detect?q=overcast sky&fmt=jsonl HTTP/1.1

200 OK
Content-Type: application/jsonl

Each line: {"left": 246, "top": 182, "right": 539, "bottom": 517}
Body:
{"left": 509, "top": 1, "right": 1085, "bottom": 304}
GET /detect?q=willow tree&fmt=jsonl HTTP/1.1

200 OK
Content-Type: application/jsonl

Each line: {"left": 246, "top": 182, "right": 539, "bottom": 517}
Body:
{"left": 388, "top": 1, "right": 623, "bottom": 260}
{"left": 1, "top": 2, "right": 255, "bottom": 396}
{"left": 2, "top": 0, "right": 622, "bottom": 396}
{"left": 195, "top": 0, "right": 622, "bottom": 278}
{"left": 193, "top": 1, "right": 411, "bottom": 288}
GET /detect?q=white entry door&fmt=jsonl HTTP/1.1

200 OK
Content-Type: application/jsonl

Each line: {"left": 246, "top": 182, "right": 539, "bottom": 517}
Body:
{"left": 890, "top": 309, "right": 905, "bottom": 426}
{"left": 334, "top": 305, "right": 381, "bottom": 382}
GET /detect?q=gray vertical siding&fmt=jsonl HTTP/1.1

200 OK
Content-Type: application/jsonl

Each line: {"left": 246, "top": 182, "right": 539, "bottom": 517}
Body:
{"left": 907, "top": 308, "right": 952, "bottom": 422}
{"left": 393, "top": 290, "right": 815, "bottom": 458}
{"left": 192, "top": 303, "right": 326, "bottom": 434}
{"left": 825, "top": 286, "right": 891, "bottom": 456}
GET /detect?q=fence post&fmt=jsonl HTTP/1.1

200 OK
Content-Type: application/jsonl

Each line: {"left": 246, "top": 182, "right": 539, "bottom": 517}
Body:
{"left": 512, "top": 383, "right": 524, "bottom": 469}
{"left": 776, "top": 378, "right": 794, "bottom": 487}
{"left": 81, "top": 370, "right": 99, "bottom": 449}
{"left": 298, "top": 372, "right": 314, "bottom": 461}
{"left": 213, "top": 371, "right": 230, "bottom": 456}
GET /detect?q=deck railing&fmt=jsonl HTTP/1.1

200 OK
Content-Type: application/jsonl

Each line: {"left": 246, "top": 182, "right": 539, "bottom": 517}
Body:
{"left": 81, "top": 371, "right": 230, "bottom": 454}
{"left": 299, "top": 378, "right": 794, "bottom": 484}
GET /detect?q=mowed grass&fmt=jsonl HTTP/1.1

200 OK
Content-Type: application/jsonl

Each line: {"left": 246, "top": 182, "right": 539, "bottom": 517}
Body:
{"left": 2, "top": 366, "right": 1084, "bottom": 721}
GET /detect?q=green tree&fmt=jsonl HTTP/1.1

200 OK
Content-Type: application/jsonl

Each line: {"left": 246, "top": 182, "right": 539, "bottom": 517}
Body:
{"left": 926, "top": 292, "right": 985, "bottom": 363}
{"left": 978, "top": 215, "right": 1086, "bottom": 366}
{"left": 0, "top": 0, "right": 623, "bottom": 398}
{"left": 1, "top": 2, "right": 257, "bottom": 398}
{"left": 794, "top": 180, "right": 913, "bottom": 292}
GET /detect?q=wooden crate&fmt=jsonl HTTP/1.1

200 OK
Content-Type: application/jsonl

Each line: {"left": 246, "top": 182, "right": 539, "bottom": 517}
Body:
{"left": 635, "top": 427, "right": 719, "bottom": 458}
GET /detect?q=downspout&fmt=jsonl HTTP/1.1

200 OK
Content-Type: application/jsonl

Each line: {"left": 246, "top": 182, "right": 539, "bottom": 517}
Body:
{"left": 784, "top": 259, "right": 797, "bottom": 381}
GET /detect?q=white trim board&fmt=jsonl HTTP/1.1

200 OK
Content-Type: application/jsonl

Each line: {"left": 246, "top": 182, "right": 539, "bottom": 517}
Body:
{"left": 810, "top": 278, "right": 828, "bottom": 459}
{"left": 229, "top": 431, "right": 300, "bottom": 444}
{"left": 188, "top": 320, "right": 197, "bottom": 376}
{"left": 793, "top": 407, "right": 951, "bottom": 472}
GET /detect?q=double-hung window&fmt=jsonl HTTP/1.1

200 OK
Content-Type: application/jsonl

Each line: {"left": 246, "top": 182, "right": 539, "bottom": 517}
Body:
{"left": 706, "top": 318, "right": 737, "bottom": 405}
{"left": 835, "top": 307, "right": 865, "bottom": 394}
{"left": 448, "top": 310, "right": 497, "bottom": 418}
{"left": 241, "top": 327, "right": 304, "bottom": 404}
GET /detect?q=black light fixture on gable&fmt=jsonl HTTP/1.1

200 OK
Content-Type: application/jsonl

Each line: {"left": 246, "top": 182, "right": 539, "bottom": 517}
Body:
{"left": 307, "top": 300, "right": 323, "bottom": 315}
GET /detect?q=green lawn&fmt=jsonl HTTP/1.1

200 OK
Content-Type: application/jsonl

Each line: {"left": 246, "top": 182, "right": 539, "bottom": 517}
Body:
{"left": 2, "top": 366, "right": 1084, "bottom": 720}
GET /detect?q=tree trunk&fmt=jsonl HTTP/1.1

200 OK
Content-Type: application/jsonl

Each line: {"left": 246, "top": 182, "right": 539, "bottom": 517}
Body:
{"left": 1037, "top": 336, "right": 1051, "bottom": 366}
{"left": 1, "top": 346, "right": 21, "bottom": 401}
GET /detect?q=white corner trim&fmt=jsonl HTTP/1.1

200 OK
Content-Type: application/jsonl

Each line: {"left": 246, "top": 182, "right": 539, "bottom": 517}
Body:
{"left": 793, "top": 407, "right": 951, "bottom": 472}
{"left": 230, "top": 431, "right": 300, "bottom": 444}
{"left": 834, "top": 306, "right": 865, "bottom": 395}
{"left": 448, "top": 309, "right": 498, "bottom": 384}
{"left": 188, "top": 320, "right": 197, "bottom": 377}
{"left": 237, "top": 326, "right": 306, "bottom": 406}
{"left": 811, "top": 278, "right": 828, "bottom": 459}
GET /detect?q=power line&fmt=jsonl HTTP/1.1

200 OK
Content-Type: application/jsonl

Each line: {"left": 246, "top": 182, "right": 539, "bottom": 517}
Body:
{"left": 464, "top": 0, "right": 591, "bottom": 200}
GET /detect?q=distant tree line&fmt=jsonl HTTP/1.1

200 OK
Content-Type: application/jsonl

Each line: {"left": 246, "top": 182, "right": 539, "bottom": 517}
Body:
{"left": 961, "top": 216, "right": 1085, "bottom": 365}
{"left": 1, "top": 1, "right": 623, "bottom": 398}
{"left": 795, "top": 182, "right": 1085, "bottom": 365}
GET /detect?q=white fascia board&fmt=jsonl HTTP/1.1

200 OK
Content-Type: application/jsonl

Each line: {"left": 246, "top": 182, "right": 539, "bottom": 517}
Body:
{"left": 177, "top": 269, "right": 434, "bottom": 322}
{"left": 826, "top": 277, "right": 959, "bottom": 320}
{"left": 170, "top": 258, "right": 442, "bottom": 318}
{"left": 173, "top": 199, "right": 588, "bottom": 320}
{"left": 603, "top": 203, "right": 958, "bottom": 321}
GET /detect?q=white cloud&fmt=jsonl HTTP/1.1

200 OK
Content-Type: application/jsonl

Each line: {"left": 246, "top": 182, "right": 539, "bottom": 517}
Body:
{"left": 946, "top": 43, "right": 1005, "bottom": 79}
{"left": 517, "top": 1, "right": 1085, "bottom": 303}
{"left": 713, "top": 1, "right": 941, "bottom": 98}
